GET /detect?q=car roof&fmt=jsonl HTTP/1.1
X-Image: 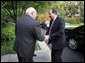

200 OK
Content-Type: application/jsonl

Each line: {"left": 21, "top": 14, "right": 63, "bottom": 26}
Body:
{"left": 73, "top": 25, "right": 84, "bottom": 30}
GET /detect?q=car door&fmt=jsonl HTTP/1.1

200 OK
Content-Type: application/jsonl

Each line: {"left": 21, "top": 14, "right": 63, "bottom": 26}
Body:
{"left": 77, "top": 27, "right": 84, "bottom": 48}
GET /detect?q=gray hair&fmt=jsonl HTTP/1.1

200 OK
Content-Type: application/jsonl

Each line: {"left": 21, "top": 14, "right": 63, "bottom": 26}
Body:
{"left": 26, "top": 7, "right": 36, "bottom": 15}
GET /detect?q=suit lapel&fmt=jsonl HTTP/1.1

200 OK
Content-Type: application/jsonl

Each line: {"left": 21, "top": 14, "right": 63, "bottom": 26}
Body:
{"left": 51, "top": 17, "right": 58, "bottom": 29}
{"left": 49, "top": 17, "right": 59, "bottom": 35}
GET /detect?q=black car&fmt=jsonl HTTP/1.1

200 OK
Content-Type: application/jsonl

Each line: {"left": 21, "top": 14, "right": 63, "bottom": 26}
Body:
{"left": 65, "top": 25, "right": 84, "bottom": 51}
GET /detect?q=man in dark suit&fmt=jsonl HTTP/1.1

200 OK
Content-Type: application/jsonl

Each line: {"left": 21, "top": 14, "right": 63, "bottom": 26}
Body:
{"left": 46, "top": 8, "right": 66, "bottom": 62}
{"left": 13, "top": 7, "right": 48, "bottom": 62}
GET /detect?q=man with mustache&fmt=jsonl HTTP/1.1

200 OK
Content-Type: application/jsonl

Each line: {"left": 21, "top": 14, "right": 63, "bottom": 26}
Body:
{"left": 46, "top": 8, "right": 66, "bottom": 62}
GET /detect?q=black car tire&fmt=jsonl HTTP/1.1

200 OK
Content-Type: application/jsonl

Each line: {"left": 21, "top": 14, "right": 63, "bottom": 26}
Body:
{"left": 67, "top": 37, "right": 78, "bottom": 51}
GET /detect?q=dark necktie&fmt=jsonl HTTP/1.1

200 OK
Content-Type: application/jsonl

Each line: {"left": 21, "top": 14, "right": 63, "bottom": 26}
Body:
{"left": 49, "top": 20, "right": 55, "bottom": 36}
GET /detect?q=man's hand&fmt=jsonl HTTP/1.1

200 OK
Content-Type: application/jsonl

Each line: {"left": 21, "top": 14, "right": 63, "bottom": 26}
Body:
{"left": 44, "top": 35, "right": 50, "bottom": 42}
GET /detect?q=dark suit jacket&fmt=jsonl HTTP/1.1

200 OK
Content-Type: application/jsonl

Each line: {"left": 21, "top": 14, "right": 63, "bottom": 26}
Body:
{"left": 13, "top": 15, "right": 45, "bottom": 58}
{"left": 46, "top": 16, "right": 66, "bottom": 50}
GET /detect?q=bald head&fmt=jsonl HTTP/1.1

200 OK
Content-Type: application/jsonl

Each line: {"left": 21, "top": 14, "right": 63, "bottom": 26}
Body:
{"left": 26, "top": 7, "right": 37, "bottom": 19}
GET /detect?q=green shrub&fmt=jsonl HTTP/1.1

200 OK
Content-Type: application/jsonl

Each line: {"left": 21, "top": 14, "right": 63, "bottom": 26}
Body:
{"left": 1, "top": 24, "right": 15, "bottom": 42}
{"left": 64, "top": 16, "right": 84, "bottom": 24}
{"left": 76, "top": 16, "right": 84, "bottom": 23}
{"left": 1, "top": 40, "right": 16, "bottom": 55}
{"left": 64, "top": 17, "right": 76, "bottom": 24}
{"left": 1, "top": 20, "right": 7, "bottom": 27}
{"left": 1, "top": 40, "right": 39, "bottom": 55}
{"left": 1, "top": 24, "right": 16, "bottom": 55}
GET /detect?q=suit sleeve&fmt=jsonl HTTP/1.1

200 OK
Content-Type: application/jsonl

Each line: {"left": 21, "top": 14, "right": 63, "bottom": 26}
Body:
{"left": 46, "top": 27, "right": 50, "bottom": 35}
{"left": 33, "top": 22, "right": 45, "bottom": 41}
{"left": 50, "top": 19, "right": 65, "bottom": 39}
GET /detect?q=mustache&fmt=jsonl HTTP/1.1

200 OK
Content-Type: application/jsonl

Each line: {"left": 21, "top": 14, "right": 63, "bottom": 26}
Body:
{"left": 49, "top": 16, "right": 52, "bottom": 18}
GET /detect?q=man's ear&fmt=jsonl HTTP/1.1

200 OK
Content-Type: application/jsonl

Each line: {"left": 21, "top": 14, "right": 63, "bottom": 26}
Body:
{"left": 31, "top": 11, "right": 34, "bottom": 15}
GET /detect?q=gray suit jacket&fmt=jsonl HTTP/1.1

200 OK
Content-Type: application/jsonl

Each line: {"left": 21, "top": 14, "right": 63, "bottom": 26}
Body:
{"left": 13, "top": 15, "right": 45, "bottom": 58}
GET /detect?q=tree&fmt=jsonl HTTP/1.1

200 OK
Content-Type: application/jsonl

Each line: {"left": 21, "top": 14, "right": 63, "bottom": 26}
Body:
{"left": 1, "top": 1, "right": 53, "bottom": 23}
{"left": 1, "top": 1, "right": 84, "bottom": 24}
{"left": 1, "top": 1, "right": 30, "bottom": 23}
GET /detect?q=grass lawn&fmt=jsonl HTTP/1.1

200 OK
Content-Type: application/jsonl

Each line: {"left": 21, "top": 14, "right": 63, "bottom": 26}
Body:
{"left": 65, "top": 23, "right": 84, "bottom": 28}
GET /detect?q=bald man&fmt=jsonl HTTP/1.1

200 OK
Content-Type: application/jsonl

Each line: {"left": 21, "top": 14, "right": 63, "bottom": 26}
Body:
{"left": 13, "top": 7, "right": 47, "bottom": 62}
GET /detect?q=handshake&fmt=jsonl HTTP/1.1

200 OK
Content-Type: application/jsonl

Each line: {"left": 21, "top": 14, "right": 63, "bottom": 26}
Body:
{"left": 44, "top": 35, "right": 50, "bottom": 42}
